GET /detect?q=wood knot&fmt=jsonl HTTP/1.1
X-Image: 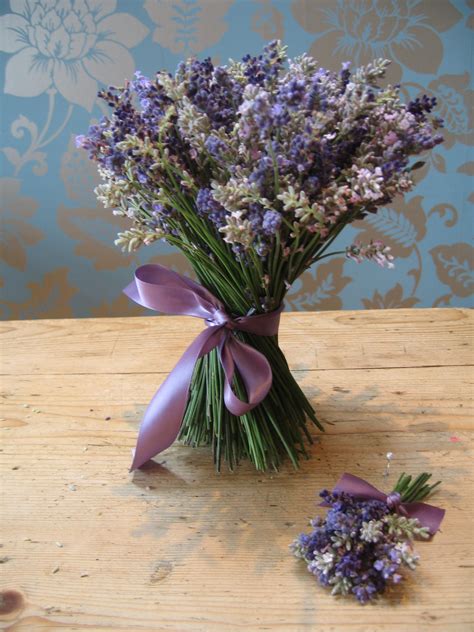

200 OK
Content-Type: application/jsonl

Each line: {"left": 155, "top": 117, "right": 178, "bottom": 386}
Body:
{"left": 0, "top": 590, "right": 25, "bottom": 617}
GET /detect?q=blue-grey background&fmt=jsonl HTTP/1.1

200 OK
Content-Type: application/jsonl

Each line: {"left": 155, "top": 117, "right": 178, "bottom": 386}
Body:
{"left": 1, "top": 0, "right": 472, "bottom": 319}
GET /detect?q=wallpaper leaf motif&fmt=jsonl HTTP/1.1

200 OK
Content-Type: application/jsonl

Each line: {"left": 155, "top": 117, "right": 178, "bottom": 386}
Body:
{"left": 432, "top": 153, "right": 447, "bottom": 174}
{"left": 362, "top": 283, "right": 420, "bottom": 309}
{"left": 90, "top": 293, "right": 147, "bottom": 318}
{"left": 287, "top": 258, "right": 352, "bottom": 311}
{"left": 0, "top": 178, "right": 44, "bottom": 271}
{"left": 457, "top": 161, "right": 474, "bottom": 176}
{"left": 57, "top": 204, "right": 135, "bottom": 271}
{"left": 355, "top": 196, "right": 426, "bottom": 258}
{"left": 468, "top": 0, "right": 474, "bottom": 29}
{"left": 0, "top": 267, "right": 77, "bottom": 319}
{"left": 60, "top": 134, "right": 100, "bottom": 200}
{"left": 291, "top": 0, "right": 462, "bottom": 82}
{"left": 144, "top": 0, "right": 233, "bottom": 54}
{"left": 2, "top": 113, "right": 49, "bottom": 176}
{"left": 430, "top": 243, "right": 474, "bottom": 298}
{"left": 426, "top": 73, "right": 474, "bottom": 148}
{"left": 57, "top": 133, "right": 137, "bottom": 269}
{"left": 428, "top": 203, "right": 458, "bottom": 228}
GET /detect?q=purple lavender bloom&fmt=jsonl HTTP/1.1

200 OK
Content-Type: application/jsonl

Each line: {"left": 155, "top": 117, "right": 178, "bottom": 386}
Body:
{"left": 184, "top": 58, "right": 243, "bottom": 131}
{"left": 353, "top": 583, "right": 377, "bottom": 604}
{"left": 75, "top": 134, "right": 86, "bottom": 148}
{"left": 278, "top": 77, "right": 307, "bottom": 108}
{"left": 137, "top": 171, "right": 148, "bottom": 184}
{"left": 262, "top": 210, "right": 282, "bottom": 235}
{"left": 408, "top": 95, "right": 437, "bottom": 119}
{"left": 196, "top": 188, "right": 226, "bottom": 228}
{"left": 249, "top": 157, "right": 274, "bottom": 195}
{"left": 242, "top": 40, "right": 285, "bottom": 86}
{"left": 340, "top": 61, "right": 351, "bottom": 89}
{"left": 204, "top": 136, "right": 227, "bottom": 158}
{"left": 271, "top": 103, "right": 290, "bottom": 126}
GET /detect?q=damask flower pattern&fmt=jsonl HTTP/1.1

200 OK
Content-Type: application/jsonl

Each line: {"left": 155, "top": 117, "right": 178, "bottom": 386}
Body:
{"left": 292, "top": 0, "right": 462, "bottom": 82}
{"left": 0, "top": 1, "right": 472, "bottom": 317}
{"left": 0, "top": 0, "right": 148, "bottom": 111}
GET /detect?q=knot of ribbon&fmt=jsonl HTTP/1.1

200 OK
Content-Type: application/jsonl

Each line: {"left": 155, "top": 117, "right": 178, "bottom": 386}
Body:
{"left": 324, "top": 473, "right": 445, "bottom": 535}
{"left": 386, "top": 491, "right": 402, "bottom": 511}
{"left": 124, "top": 264, "right": 283, "bottom": 471}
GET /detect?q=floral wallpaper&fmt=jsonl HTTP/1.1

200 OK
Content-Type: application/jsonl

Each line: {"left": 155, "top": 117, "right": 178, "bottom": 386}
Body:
{"left": 0, "top": 0, "right": 472, "bottom": 319}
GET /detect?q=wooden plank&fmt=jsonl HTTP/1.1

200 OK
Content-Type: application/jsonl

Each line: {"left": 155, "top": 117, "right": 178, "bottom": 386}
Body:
{"left": 0, "top": 365, "right": 472, "bottom": 440}
{"left": 0, "top": 308, "right": 471, "bottom": 376}
{"left": 0, "top": 310, "right": 473, "bottom": 631}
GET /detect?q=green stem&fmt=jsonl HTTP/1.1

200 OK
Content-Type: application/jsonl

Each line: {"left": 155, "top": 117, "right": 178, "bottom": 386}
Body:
{"left": 393, "top": 472, "right": 441, "bottom": 503}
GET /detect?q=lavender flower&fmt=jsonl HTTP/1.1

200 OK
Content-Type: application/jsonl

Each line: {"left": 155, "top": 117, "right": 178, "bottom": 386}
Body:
{"left": 346, "top": 241, "right": 395, "bottom": 269}
{"left": 262, "top": 210, "right": 282, "bottom": 235}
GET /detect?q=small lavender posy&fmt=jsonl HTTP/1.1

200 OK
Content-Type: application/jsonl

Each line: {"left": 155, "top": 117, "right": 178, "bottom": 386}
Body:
{"left": 291, "top": 472, "right": 442, "bottom": 603}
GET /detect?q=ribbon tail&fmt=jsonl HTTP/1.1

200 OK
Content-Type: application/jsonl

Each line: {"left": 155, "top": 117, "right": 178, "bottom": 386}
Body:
{"left": 402, "top": 501, "right": 445, "bottom": 535}
{"left": 219, "top": 335, "right": 273, "bottom": 416}
{"left": 130, "top": 326, "right": 222, "bottom": 471}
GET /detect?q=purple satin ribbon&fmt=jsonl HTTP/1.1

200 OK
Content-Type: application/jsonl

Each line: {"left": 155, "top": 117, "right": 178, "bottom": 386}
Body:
{"left": 123, "top": 264, "right": 283, "bottom": 471}
{"left": 327, "top": 473, "right": 445, "bottom": 535}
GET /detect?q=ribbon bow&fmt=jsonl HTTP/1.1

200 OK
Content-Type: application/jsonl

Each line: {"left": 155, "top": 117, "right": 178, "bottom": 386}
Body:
{"left": 329, "top": 473, "right": 445, "bottom": 534}
{"left": 124, "top": 264, "right": 283, "bottom": 471}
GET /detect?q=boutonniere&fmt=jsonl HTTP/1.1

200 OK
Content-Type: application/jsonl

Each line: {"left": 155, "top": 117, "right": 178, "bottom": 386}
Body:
{"left": 291, "top": 461, "right": 444, "bottom": 603}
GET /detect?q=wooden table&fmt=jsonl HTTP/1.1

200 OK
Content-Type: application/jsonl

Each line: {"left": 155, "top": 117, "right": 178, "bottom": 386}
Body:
{"left": 0, "top": 309, "right": 472, "bottom": 631}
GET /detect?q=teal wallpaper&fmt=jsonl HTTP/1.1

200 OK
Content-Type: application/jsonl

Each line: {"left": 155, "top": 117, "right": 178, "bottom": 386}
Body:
{"left": 0, "top": 0, "right": 472, "bottom": 319}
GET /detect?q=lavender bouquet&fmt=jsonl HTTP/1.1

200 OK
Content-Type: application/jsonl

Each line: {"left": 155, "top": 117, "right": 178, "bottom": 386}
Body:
{"left": 78, "top": 41, "right": 443, "bottom": 471}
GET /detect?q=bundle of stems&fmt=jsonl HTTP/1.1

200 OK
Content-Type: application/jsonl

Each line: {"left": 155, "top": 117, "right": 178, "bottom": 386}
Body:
{"left": 393, "top": 472, "right": 442, "bottom": 503}
{"left": 159, "top": 184, "right": 329, "bottom": 471}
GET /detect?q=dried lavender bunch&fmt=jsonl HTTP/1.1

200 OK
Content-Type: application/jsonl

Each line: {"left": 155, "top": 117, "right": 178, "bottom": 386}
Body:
{"left": 291, "top": 473, "right": 441, "bottom": 603}
{"left": 78, "top": 41, "right": 443, "bottom": 471}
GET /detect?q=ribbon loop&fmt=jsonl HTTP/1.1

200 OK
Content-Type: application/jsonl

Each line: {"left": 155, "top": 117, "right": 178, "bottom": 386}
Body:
{"left": 124, "top": 264, "right": 282, "bottom": 471}
{"left": 330, "top": 473, "right": 445, "bottom": 535}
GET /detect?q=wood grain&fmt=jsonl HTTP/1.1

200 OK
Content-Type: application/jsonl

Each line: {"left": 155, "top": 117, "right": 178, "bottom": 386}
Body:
{"left": 0, "top": 308, "right": 472, "bottom": 631}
